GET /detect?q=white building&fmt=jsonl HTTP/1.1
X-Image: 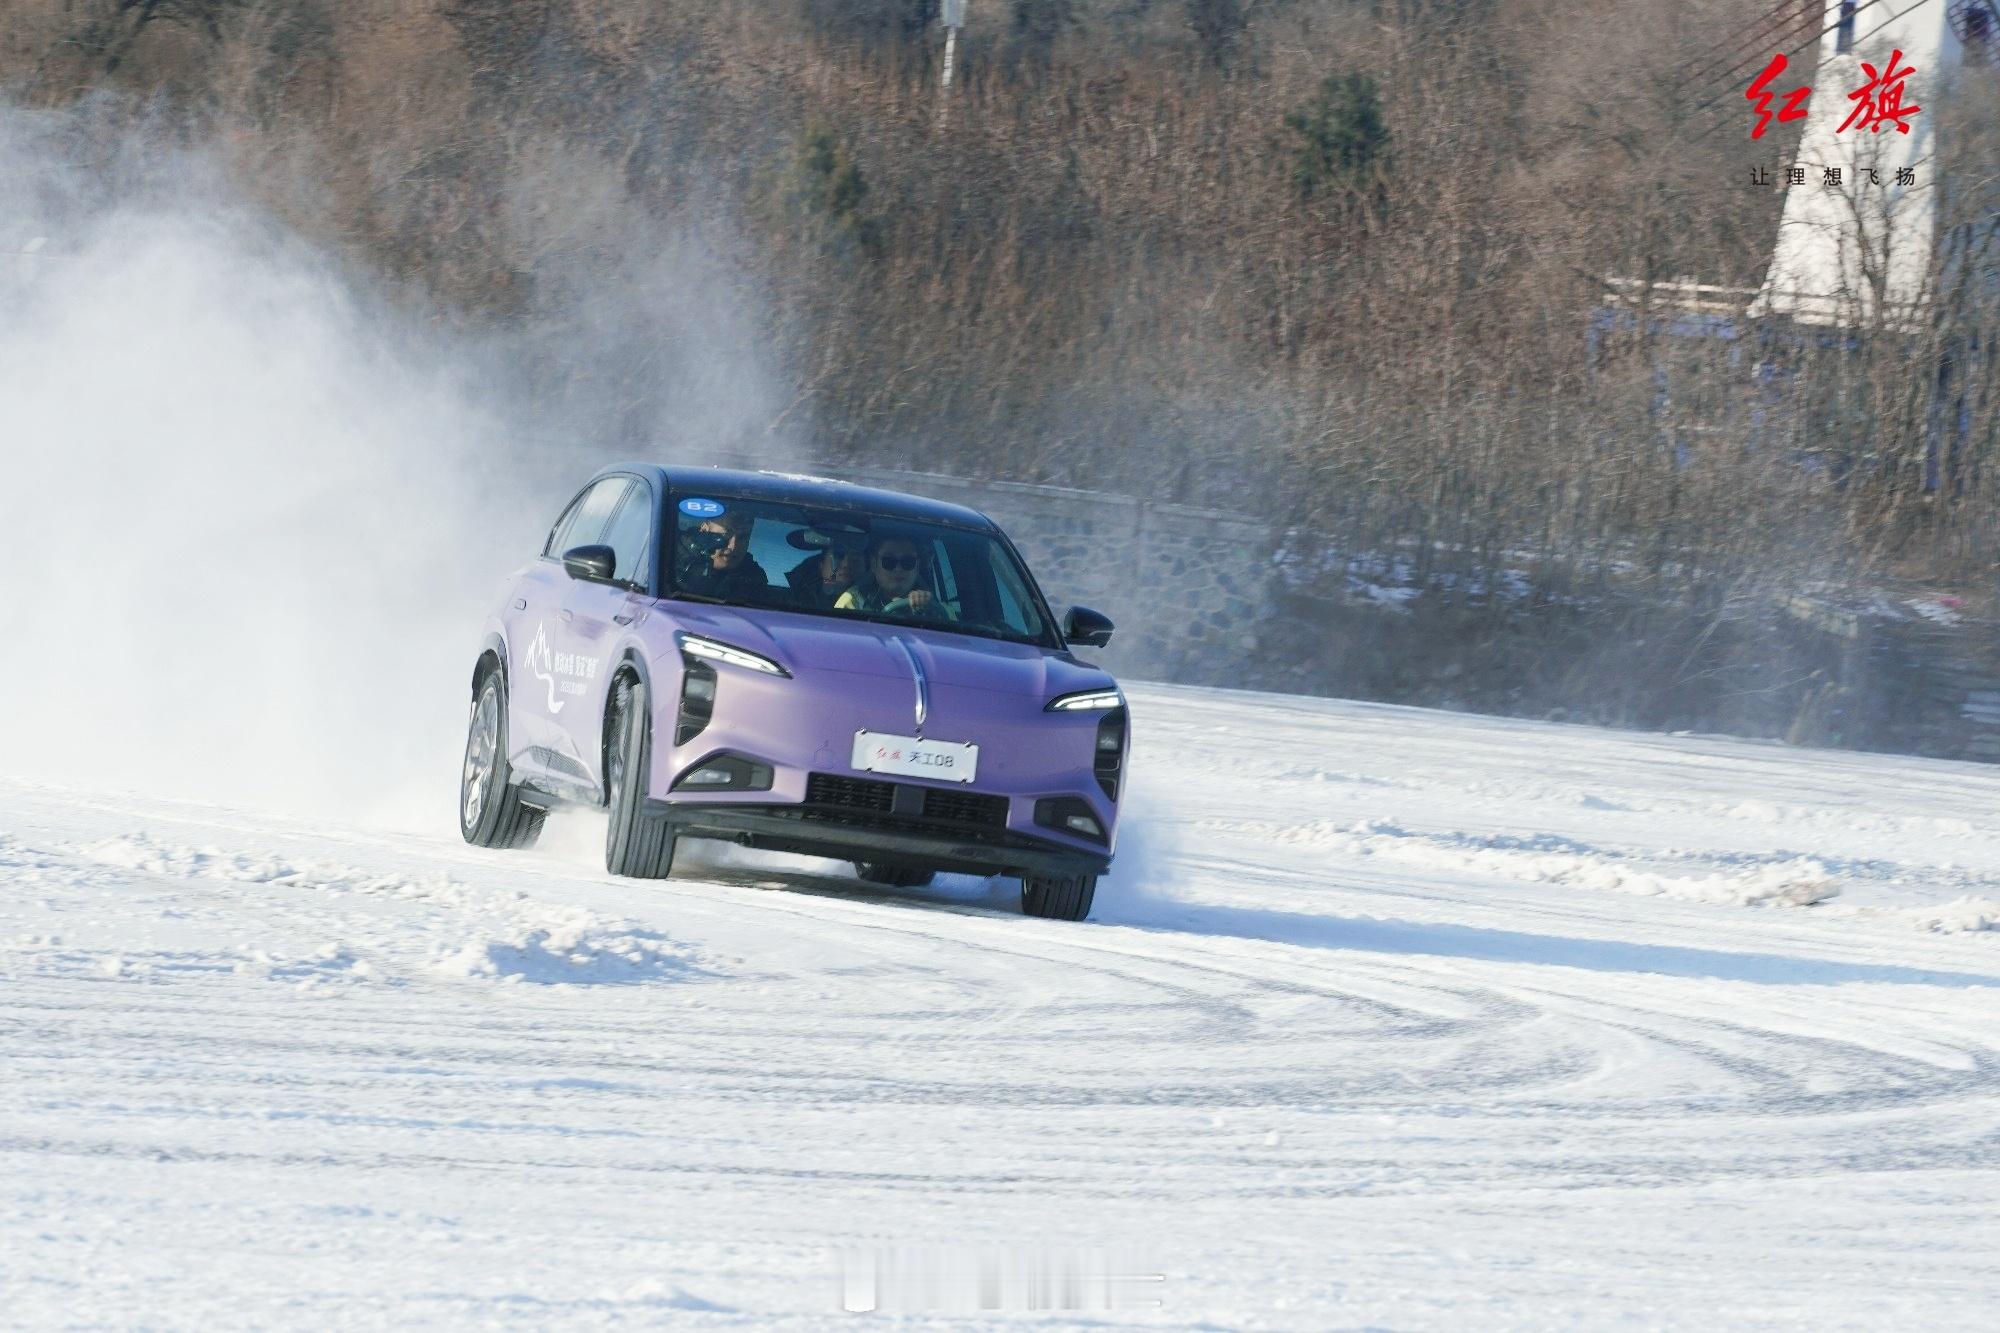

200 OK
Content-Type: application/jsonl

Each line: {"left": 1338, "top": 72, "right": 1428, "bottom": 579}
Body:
{"left": 1752, "top": 0, "right": 1996, "bottom": 327}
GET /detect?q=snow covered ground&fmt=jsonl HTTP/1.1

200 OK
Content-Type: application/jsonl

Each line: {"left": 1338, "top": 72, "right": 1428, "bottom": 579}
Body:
{"left": 4, "top": 682, "right": 2000, "bottom": 1329}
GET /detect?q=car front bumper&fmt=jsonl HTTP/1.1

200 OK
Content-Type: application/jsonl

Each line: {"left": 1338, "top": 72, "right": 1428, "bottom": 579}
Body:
{"left": 643, "top": 796, "right": 1111, "bottom": 879}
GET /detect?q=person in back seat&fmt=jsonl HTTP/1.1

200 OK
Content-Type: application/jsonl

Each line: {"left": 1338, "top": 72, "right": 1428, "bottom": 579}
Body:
{"left": 785, "top": 537, "right": 862, "bottom": 610}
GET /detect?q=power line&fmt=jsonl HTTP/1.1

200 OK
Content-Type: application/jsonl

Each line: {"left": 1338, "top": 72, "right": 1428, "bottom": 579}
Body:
{"left": 1678, "top": 0, "right": 1822, "bottom": 96}
{"left": 1683, "top": 0, "right": 1928, "bottom": 148}
{"left": 1682, "top": 0, "right": 1892, "bottom": 114}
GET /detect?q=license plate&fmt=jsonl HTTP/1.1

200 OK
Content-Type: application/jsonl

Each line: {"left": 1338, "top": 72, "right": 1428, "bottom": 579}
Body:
{"left": 851, "top": 731, "right": 979, "bottom": 784}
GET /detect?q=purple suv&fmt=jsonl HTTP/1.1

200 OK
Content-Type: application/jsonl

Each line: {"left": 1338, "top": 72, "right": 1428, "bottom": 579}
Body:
{"left": 459, "top": 465, "right": 1125, "bottom": 920}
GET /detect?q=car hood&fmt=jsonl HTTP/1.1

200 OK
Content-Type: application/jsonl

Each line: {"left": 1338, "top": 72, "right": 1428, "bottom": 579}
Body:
{"left": 667, "top": 605, "right": 1114, "bottom": 699}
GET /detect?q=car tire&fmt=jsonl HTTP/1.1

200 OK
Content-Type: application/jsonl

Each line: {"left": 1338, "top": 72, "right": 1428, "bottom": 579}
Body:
{"left": 854, "top": 863, "right": 936, "bottom": 888}
{"left": 460, "top": 670, "right": 546, "bottom": 851}
{"left": 604, "top": 676, "right": 678, "bottom": 879}
{"left": 1020, "top": 873, "right": 1096, "bottom": 921}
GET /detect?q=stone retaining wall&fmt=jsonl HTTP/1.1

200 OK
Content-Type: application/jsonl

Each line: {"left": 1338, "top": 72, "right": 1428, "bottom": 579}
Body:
{"left": 1887, "top": 620, "right": 2000, "bottom": 764}
{"left": 1779, "top": 595, "right": 2000, "bottom": 763}
{"left": 710, "top": 458, "right": 2000, "bottom": 764}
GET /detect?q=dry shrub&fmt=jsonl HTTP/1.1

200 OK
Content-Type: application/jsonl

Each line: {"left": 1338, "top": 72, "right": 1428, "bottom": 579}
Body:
{"left": 5, "top": 0, "right": 1996, "bottom": 735}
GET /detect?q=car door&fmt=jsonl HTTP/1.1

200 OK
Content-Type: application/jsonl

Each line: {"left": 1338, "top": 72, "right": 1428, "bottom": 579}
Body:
{"left": 509, "top": 476, "right": 628, "bottom": 790}
{"left": 546, "top": 476, "right": 653, "bottom": 787}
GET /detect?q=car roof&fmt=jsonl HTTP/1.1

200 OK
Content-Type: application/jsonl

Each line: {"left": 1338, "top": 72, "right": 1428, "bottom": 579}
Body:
{"left": 605, "top": 464, "right": 1000, "bottom": 532}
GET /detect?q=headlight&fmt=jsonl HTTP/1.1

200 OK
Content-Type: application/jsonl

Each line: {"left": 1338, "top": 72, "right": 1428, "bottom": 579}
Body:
{"left": 674, "top": 631, "right": 790, "bottom": 677}
{"left": 1045, "top": 688, "right": 1122, "bottom": 712}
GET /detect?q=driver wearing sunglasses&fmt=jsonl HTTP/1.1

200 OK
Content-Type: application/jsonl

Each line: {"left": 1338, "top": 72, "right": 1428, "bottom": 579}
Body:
{"left": 835, "top": 535, "right": 955, "bottom": 620}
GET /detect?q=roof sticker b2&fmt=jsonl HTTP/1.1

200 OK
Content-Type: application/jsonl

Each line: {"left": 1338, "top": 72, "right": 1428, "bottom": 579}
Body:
{"left": 678, "top": 497, "right": 726, "bottom": 518}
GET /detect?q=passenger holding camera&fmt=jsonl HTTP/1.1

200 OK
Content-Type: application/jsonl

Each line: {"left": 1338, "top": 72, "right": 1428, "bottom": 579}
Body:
{"left": 678, "top": 511, "right": 769, "bottom": 601}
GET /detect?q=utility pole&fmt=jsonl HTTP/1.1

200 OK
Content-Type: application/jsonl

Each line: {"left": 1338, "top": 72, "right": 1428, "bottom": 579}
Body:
{"left": 941, "top": 0, "right": 966, "bottom": 92}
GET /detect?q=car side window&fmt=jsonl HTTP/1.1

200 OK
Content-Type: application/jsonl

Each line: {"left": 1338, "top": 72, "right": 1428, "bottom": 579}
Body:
{"left": 601, "top": 480, "right": 654, "bottom": 587}
{"left": 543, "top": 491, "right": 587, "bottom": 557}
{"left": 547, "top": 478, "right": 628, "bottom": 557}
{"left": 745, "top": 520, "right": 796, "bottom": 583}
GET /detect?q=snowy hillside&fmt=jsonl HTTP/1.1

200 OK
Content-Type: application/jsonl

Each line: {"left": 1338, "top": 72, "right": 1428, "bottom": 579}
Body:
{"left": 4, "top": 683, "right": 1999, "bottom": 1328}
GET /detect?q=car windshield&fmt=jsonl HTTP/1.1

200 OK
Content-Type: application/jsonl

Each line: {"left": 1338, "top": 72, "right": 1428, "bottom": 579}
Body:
{"left": 664, "top": 492, "right": 1060, "bottom": 647}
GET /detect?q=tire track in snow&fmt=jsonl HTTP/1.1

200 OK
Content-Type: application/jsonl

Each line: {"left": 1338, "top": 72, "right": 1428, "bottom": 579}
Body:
{"left": 6, "top": 756, "right": 2000, "bottom": 1321}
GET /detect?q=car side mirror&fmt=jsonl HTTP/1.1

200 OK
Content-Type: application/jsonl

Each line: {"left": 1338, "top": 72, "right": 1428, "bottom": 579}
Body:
{"left": 1062, "top": 605, "right": 1114, "bottom": 648}
{"left": 562, "top": 544, "right": 617, "bottom": 582}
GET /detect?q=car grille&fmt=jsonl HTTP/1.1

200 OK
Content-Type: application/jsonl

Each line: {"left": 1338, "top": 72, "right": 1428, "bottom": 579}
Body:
{"left": 920, "top": 788, "right": 1008, "bottom": 828}
{"left": 802, "top": 772, "right": 1009, "bottom": 835}
{"left": 805, "top": 773, "right": 896, "bottom": 813}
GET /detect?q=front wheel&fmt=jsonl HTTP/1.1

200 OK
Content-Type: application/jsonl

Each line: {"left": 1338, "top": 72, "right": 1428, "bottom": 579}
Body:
{"left": 1021, "top": 872, "right": 1096, "bottom": 921}
{"left": 460, "top": 671, "right": 545, "bottom": 850}
{"left": 604, "top": 676, "right": 678, "bottom": 879}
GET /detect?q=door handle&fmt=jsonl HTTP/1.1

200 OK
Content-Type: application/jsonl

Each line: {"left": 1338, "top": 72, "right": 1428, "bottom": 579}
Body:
{"left": 613, "top": 614, "right": 635, "bottom": 626}
{"left": 561, "top": 610, "right": 574, "bottom": 623}
{"left": 512, "top": 598, "right": 526, "bottom": 610}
